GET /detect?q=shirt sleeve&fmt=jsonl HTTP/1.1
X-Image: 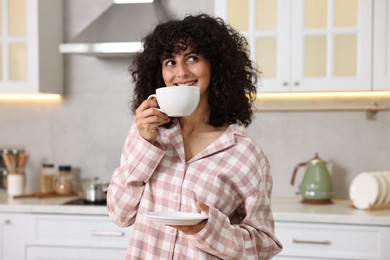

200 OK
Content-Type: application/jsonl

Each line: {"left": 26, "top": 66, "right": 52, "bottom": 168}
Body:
{"left": 107, "top": 123, "right": 166, "bottom": 227}
{"left": 189, "top": 151, "right": 283, "bottom": 259}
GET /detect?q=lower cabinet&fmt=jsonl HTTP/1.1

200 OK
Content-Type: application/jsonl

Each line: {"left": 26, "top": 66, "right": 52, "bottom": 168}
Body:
{"left": 0, "top": 212, "right": 131, "bottom": 260}
{"left": 0, "top": 213, "right": 33, "bottom": 260}
{"left": 274, "top": 221, "right": 390, "bottom": 260}
{"left": 5, "top": 212, "right": 389, "bottom": 259}
{"left": 26, "top": 246, "right": 126, "bottom": 260}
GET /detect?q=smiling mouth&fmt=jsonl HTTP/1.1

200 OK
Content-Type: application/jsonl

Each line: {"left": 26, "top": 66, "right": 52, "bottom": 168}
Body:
{"left": 175, "top": 80, "right": 197, "bottom": 86}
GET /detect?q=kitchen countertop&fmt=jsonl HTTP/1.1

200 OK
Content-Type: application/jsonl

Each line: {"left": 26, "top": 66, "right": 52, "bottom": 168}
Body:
{"left": 272, "top": 196, "right": 390, "bottom": 226}
{"left": 0, "top": 190, "right": 108, "bottom": 215}
{"left": 1, "top": 190, "right": 390, "bottom": 226}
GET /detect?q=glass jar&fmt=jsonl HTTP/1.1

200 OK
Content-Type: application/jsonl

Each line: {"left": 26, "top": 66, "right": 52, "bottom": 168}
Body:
{"left": 54, "top": 165, "right": 73, "bottom": 195}
{"left": 40, "top": 163, "right": 56, "bottom": 194}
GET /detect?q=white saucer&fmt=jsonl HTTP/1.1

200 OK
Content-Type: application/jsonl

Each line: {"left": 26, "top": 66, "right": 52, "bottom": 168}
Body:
{"left": 349, "top": 172, "right": 379, "bottom": 209}
{"left": 144, "top": 211, "right": 208, "bottom": 226}
{"left": 373, "top": 172, "right": 387, "bottom": 205}
{"left": 382, "top": 172, "right": 390, "bottom": 205}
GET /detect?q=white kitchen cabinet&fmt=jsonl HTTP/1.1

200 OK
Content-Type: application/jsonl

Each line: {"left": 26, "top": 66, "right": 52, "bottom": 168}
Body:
{"left": 373, "top": 0, "right": 390, "bottom": 91}
{"left": 0, "top": 0, "right": 62, "bottom": 94}
{"left": 26, "top": 213, "right": 131, "bottom": 260}
{"left": 0, "top": 213, "right": 33, "bottom": 260}
{"left": 0, "top": 212, "right": 131, "bottom": 260}
{"left": 274, "top": 221, "right": 390, "bottom": 260}
{"left": 215, "top": 0, "right": 372, "bottom": 92}
{"left": 26, "top": 246, "right": 126, "bottom": 260}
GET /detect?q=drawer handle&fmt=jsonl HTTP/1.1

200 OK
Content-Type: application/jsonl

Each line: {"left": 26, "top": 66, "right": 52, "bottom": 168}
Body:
{"left": 90, "top": 230, "right": 125, "bottom": 237}
{"left": 292, "top": 238, "right": 331, "bottom": 245}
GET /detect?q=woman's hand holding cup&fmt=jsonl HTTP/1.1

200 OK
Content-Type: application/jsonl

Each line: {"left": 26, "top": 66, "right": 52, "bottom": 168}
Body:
{"left": 135, "top": 97, "right": 170, "bottom": 144}
{"left": 135, "top": 86, "right": 200, "bottom": 143}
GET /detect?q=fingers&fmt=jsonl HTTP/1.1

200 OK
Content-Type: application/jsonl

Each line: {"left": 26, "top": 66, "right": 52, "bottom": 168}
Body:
{"left": 197, "top": 202, "right": 210, "bottom": 215}
{"left": 168, "top": 201, "right": 210, "bottom": 235}
{"left": 135, "top": 99, "right": 170, "bottom": 143}
{"left": 169, "top": 220, "right": 207, "bottom": 235}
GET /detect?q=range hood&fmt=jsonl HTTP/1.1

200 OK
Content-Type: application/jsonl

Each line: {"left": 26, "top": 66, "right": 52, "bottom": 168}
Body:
{"left": 59, "top": 0, "right": 169, "bottom": 57}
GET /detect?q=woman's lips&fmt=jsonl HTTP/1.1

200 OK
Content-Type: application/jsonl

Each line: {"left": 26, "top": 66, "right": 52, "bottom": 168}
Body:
{"left": 175, "top": 80, "right": 197, "bottom": 86}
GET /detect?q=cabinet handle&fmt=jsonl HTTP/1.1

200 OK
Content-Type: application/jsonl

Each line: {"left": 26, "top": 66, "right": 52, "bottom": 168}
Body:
{"left": 4, "top": 219, "right": 11, "bottom": 224}
{"left": 283, "top": 82, "right": 289, "bottom": 86}
{"left": 292, "top": 238, "right": 331, "bottom": 245}
{"left": 90, "top": 230, "right": 125, "bottom": 237}
{"left": 294, "top": 82, "right": 300, "bottom": 86}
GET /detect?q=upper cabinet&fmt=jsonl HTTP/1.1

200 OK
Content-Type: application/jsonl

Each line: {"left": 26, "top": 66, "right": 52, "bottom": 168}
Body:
{"left": 0, "top": 0, "right": 62, "bottom": 94}
{"left": 373, "top": 0, "right": 390, "bottom": 91}
{"left": 215, "top": 0, "right": 373, "bottom": 92}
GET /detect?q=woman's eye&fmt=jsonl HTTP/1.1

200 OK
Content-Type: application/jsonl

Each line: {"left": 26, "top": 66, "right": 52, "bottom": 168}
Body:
{"left": 164, "top": 60, "right": 175, "bottom": 66}
{"left": 188, "top": 56, "right": 198, "bottom": 63}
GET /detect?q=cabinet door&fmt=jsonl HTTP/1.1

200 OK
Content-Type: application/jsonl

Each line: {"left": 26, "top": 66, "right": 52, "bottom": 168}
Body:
{"left": 273, "top": 256, "right": 334, "bottom": 260}
{"left": 215, "top": 0, "right": 291, "bottom": 92}
{"left": 373, "top": 0, "right": 390, "bottom": 90}
{"left": 292, "top": 0, "right": 372, "bottom": 92}
{"left": 0, "top": 0, "right": 62, "bottom": 94}
{"left": 275, "top": 221, "right": 390, "bottom": 259}
{"left": 215, "top": 0, "right": 372, "bottom": 92}
{"left": 0, "top": 213, "right": 32, "bottom": 260}
{"left": 27, "top": 214, "right": 130, "bottom": 260}
{"left": 26, "top": 246, "right": 126, "bottom": 260}
{"left": 31, "top": 214, "right": 131, "bottom": 249}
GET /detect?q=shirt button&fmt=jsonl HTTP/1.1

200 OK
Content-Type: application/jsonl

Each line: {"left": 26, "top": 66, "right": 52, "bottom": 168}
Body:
{"left": 173, "top": 195, "right": 178, "bottom": 200}
{"left": 169, "top": 228, "right": 175, "bottom": 233}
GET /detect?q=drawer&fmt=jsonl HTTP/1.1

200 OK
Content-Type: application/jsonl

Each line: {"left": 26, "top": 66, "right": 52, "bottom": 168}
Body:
{"left": 26, "top": 245, "right": 126, "bottom": 260}
{"left": 275, "top": 222, "right": 387, "bottom": 260}
{"left": 31, "top": 214, "right": 131, "bottom": 248}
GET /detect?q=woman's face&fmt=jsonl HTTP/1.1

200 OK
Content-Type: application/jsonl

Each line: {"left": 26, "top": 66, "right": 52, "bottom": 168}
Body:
{"left": 161, "top": 48, "right": 211, "bottom": 96}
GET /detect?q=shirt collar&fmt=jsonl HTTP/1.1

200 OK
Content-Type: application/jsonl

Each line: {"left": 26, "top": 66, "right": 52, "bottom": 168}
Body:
{"left": 161, "top": 120, "right": 248, "bottom": 163}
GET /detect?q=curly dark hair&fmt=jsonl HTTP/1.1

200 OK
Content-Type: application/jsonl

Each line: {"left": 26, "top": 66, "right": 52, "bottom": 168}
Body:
{"left": 130, "top": 13, "right": 259, "bottom": 127}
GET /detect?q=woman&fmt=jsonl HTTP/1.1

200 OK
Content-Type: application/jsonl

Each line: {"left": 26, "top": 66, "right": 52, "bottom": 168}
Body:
{"left": 107, "top": 13, "right": 282, "bottom": 259}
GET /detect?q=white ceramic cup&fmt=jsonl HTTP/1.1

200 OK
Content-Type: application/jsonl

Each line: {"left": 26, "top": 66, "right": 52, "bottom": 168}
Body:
{"left": 7, "top": 174, "right": 25, "bottom": 196}
{"left": 148, "top": 86, "right": 200, "bottom": 117}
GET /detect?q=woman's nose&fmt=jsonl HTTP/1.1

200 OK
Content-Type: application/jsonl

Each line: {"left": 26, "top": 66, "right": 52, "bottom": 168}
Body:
{"left": 176, "top": 63, "right": 188, "bottom": 78}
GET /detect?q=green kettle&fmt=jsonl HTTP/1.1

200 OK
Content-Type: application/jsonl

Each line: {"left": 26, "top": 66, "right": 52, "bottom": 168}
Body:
{"left": 290, "top": 153, "right": 333, "bottom": 204}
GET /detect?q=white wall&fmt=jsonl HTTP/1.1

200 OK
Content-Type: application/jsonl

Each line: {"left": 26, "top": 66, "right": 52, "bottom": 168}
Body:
{"left": 1, "top": 0, "right": 389, "bottom": 199}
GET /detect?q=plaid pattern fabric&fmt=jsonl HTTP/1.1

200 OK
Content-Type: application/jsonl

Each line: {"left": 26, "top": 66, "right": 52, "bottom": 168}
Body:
{"left": 107, "top": 121, "right": 282, "bottom": 259}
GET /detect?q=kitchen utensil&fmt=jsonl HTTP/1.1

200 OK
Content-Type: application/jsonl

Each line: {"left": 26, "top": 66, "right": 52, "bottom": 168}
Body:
{"left": 144, "top": 211, "right": 208, "bottom": 226}
{"left": 1, "top": 148, "right": 28, "bottom": 189}
{"left": 2, "top": 150, "right": 16, "bottom": 173}
{"left": 81, "top": 177, "right": 108, "bottom": 202}
{"left": 13, "top": 191, "right": 78, "bottom": 199}
{"left": 17, "top": 151, "right": 29, "bottom": 174}
{"left": 291, "top": 153, "right": 333, "bottom": 204}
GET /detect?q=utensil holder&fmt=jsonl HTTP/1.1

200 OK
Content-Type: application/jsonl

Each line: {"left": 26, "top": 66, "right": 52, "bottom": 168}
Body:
{"left": 7, "top": 172, "right": 25, "bottom": 196}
